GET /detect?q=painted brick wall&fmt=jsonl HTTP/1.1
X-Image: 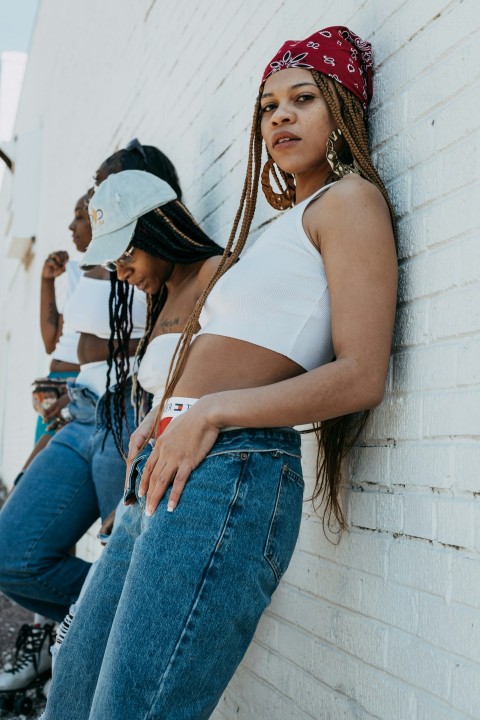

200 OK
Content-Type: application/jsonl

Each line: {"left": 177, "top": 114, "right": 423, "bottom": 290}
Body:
{"left": 0, "top": 1, "right": 478, "bottom": 717}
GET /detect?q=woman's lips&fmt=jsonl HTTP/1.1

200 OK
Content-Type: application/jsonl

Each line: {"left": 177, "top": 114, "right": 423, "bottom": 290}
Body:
{"left": 272, "top": 132, "right": 301, "bottom": 149}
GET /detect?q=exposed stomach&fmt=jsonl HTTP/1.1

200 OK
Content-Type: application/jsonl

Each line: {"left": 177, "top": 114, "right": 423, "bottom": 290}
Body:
{"left": 77, "top": 333, "right": 140, "bottom": 365}
{"left": 49, "top": 359, "right": 80, "bottom": 373}
{"left": 173, "top": 334, "right": 305, "bottom": 397}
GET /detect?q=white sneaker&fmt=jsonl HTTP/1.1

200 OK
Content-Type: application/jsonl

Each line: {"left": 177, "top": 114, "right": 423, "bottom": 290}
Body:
{"left": 0, "top": 623, "right": 55, "bottom": 691}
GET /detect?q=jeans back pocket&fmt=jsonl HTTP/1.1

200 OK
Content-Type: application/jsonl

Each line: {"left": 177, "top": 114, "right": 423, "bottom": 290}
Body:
{"left": 264, "top": 463, "right": 304, "bottom": 583}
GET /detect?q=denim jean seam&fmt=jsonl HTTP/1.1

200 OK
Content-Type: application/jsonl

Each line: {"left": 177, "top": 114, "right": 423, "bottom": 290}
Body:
{"left": 20, "top": 473, "right": 94, "bottom": 587}
{"left": 207, "top": 447, "right": 301, "bottom": 460}
{"left": 283, "top": 465, "right": 305, "bottom": 489}
{"left": 263, "top": 463, "right": 304, "bottom": 583}
{"left": 144, "top": 452, "right": 250, "bottom": 718}
{"left": 17, "top": 571, "right": 77, "bottom": 605}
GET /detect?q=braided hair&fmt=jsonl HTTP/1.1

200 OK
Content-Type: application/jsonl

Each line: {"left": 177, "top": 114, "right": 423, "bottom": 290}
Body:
{"left": 152, "top": 74, "right": 396, "bottom": 533}
{"left": 99, "top": 141, "right": 182, "bottom": 200}
{"left": 104, "top": 199, "right": 223, "bottom": 456}
{"left": 100, "top": 142, "right": 181, "bottom": 456}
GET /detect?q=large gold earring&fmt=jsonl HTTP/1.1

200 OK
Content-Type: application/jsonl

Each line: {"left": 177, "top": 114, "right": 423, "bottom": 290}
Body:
{"left": 326, "top": 128, "right": 360, "bottom": 179}
{"left": 261, "top": 155, "right": 296, "bottom": 210}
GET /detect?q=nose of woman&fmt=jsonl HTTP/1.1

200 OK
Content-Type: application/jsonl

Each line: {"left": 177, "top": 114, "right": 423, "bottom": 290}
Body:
{"left": 115, "top": 263, "right": 131, "bottom": 282}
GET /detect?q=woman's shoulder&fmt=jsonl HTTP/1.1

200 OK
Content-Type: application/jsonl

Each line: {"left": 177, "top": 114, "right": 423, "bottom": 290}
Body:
{"left": 303, "top": 176, "right": 393, "bottom": 251}
{"left": 309, "top": 175, "right": 387, "bottom": 216}
{"left": 197, "top": 255, "right": 223, "bottom": 288}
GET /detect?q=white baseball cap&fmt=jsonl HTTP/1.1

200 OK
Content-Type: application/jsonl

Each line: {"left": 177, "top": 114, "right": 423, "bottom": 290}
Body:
{"left": 80, "top": 170, "right": 177, "bottom": 267}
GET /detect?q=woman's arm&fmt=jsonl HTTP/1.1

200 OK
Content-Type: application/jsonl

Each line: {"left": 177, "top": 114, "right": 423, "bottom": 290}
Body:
{"left": 140, "top": 178, "right": 397, "bottom": 513}
{"left": 40, "top": 251, "right": 68, "bottom": 354}
{"left": 208, "top": 177, "right": 397, "bottom": 427}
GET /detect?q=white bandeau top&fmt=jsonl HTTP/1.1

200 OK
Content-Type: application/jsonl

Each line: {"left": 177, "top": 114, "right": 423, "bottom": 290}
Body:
{"left": 137, "top": 333, "right": 182, "bottom": 408}
{"left": 65, "top": 275, "right": 146, "bottom": 340}
{"left": 51, "top": 260, "right": 82, "bottom": 364}
{"left": 197, "top": 184, "right": 335, "bottom": 371}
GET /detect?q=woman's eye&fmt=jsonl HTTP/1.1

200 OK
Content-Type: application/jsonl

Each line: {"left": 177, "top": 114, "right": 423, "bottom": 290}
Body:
{"left": 297, "top": 93, "right": 314, "bottom": 103}
{"left": 261, "top": 103, "right": 276, "bottom": 114}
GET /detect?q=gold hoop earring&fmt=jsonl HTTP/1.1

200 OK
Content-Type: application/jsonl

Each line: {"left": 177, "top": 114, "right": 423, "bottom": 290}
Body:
{"left": 261, "top": 155, "right": 296, "bottom": 210}
{"left": 326, "top": 128, "right": 360, "bottom": 179}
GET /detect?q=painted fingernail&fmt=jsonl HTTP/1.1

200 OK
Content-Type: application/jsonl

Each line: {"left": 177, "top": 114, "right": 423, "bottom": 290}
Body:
{"left": 167, "top": 502, "right": 175, "bottom": 512}
{"left": 145, "top": 507, "right": 152, "bottom": 517}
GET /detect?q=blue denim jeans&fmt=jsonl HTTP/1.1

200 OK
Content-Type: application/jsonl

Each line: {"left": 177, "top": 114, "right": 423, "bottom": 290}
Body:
{"left": 42, "top": 427, "right": 303, "bottom": 720}
{"left": 0, "top": 381, "right": 135, "bottom": 622}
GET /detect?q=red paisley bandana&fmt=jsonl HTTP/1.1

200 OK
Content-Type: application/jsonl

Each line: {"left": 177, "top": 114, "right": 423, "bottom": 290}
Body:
{"left": 261, "top": 26, "right": 373, "bottom": 110}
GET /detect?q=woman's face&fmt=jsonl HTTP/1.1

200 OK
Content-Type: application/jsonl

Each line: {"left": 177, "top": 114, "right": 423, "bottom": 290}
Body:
{"left": 260, "top": 68, "right": 337, "bottom": 181}
{"left": 114, "top": 247, "right": 173, "bottom": 295}
{"left": 68, "top": 195, "right": 92, "bottom": 252}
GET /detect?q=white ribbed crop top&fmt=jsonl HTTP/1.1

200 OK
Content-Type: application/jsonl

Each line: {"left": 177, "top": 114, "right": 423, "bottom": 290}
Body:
{"left": 65, "top": 275, "right": 146, "bottom": 340}
{"left": 137, "top": 333, "right": 182, "bottom": 408}
{"left": 197, "top": 184, "right": 335, "bottom": 371}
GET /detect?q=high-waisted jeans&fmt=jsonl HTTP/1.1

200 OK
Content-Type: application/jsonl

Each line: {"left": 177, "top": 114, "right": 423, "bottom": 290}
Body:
{"left": 42, "top": 427, "right": 303, "bottom": 720}
{"left": 0, "top": 381, "right": 135, "bottom": 622}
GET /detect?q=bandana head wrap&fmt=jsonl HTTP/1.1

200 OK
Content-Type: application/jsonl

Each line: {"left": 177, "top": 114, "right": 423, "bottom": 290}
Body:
{"left": 261, "top": 26, "right": 373, "bottom": 110}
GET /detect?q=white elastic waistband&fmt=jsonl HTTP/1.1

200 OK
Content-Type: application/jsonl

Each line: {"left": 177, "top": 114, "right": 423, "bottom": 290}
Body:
{"left": 157, "top": 396, "right": 242, "bottom": 437}
{"left": 161, "top": 397, "right": 198, "bottom": 419}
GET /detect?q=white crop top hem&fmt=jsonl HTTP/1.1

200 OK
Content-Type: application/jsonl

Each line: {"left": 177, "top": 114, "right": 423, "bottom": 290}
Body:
{"left": 197, "top": 183, "right": 335, "bottom": 371}
{"left": 76, "top": 359, "right": 136, "bottom": 398}
{"left": 66, "top": 276, "right": 146, "bottom": 340}
{"left": 137, "top": 333, "right": 198, "bottom": 408}
{"left": 137, "top": 333, "right": 182, "bottom": 409}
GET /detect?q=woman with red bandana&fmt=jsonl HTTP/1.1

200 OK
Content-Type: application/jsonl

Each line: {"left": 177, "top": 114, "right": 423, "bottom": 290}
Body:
{"left": 43, "top": 26, "right": 397, "bottom": 720}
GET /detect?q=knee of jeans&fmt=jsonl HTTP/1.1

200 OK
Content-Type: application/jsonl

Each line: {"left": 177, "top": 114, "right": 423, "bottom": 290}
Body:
{"left": 0, "top": 514, "right": 55, "bottom": 591}
{"left": 0, "top": 519, "right": 23, "bottom": 585}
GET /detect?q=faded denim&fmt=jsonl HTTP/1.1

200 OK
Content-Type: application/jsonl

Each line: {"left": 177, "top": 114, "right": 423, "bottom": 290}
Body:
{"left": 43, "top": 427, "right": 303, "bottom": 719}
{"left": 0, "top": 381, "right": 134, "bottom": 622}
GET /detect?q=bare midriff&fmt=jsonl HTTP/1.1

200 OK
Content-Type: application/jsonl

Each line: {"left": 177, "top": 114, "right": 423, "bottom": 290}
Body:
{"left": 173, "top": 334, "right": 305, "bottom": 397}
{"left": 49, "top": 359, "right": 80, "bottom": 373}
{"left": 77, "top": 333, "right": 140, "bottom": 365}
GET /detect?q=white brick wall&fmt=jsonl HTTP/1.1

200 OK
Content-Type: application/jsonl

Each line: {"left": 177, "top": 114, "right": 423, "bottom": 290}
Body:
{"left": 0, "top": 0, "right": 479, "bottom": 717}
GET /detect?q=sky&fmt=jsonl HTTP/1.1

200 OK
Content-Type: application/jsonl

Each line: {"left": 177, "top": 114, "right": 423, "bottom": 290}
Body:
{"left": 0, "top": 0, "right": 40, "bottom": 54}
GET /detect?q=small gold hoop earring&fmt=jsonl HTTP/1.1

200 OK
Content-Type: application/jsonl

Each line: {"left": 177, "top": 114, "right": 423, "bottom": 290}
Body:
{"left": 261, "top": 155, "right": 296, "bottom": 210}
{"left": 326, "top": 128, "right": 360, "bottom": 179}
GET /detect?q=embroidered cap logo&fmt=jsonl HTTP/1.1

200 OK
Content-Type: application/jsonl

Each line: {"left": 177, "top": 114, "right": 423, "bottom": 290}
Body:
{"left": 89, "top": 207, "right": 104, "bottom": 230}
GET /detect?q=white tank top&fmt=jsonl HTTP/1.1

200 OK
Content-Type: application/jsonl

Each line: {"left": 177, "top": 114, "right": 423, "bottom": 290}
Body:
{"left": 197, "top": 184, "right": 335, "bottom": 370}
{"left": 65, "top": 275, "right": 146, "bottom": 340}
{"left": 137, "top": 333, "right": 182, "bottom": 408}
{"left": 51, "top": 261, "right": 82, "bottom": 364}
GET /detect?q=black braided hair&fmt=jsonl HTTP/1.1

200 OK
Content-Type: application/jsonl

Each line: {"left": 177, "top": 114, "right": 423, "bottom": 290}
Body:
{"left": 132, "top": 201, "right": 222, "bottom": 263}
{"left": 100, "top": 141, "right": 182, "bottom": 200}
{"left": 99, "top": 141, "right": 181, "bottom": 456}
{"left": 104, "top": 200, "right": 223, "bottom": 456}
{"left": 103, "top": 273, "right": 134, "bottom": 455}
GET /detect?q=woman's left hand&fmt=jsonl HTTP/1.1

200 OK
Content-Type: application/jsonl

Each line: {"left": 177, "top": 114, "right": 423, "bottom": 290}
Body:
{"left": 138, "top": 399, "right": 221, "bottom": 516}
